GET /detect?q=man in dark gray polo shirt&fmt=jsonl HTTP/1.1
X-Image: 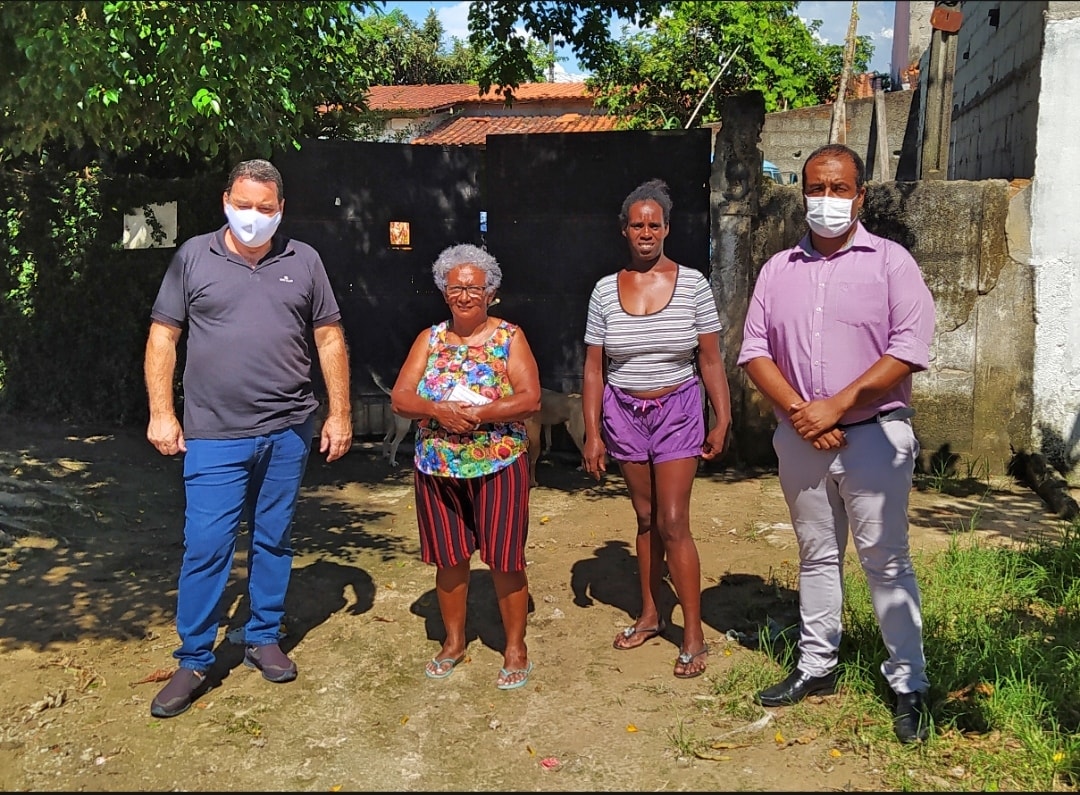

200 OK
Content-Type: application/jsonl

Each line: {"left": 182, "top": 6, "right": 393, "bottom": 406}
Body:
{"left": 143, "top": 158, "right": 352, "bottom": 718}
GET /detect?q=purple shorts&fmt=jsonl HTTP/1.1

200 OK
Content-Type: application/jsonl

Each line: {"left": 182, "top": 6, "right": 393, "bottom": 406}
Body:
{"left": 601, "top": 378, "right": 705, "bottom": 464}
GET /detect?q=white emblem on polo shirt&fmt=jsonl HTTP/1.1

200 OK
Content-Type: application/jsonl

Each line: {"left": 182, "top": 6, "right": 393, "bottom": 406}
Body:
{"left": 279, "top": 275, "right": 294, "bottom": 283}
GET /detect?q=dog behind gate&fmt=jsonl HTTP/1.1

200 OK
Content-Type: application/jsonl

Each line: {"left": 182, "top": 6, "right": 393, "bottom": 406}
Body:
{"left": 370, "top": 371, "right": 414, "bottom": 467}
{"left": 526, "top": 388, "right": 586, "bottom": 487}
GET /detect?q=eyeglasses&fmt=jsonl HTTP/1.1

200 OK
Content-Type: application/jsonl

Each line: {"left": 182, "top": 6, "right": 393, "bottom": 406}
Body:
{"left": 445, "top": 285, "right": 487, "bottom": 298}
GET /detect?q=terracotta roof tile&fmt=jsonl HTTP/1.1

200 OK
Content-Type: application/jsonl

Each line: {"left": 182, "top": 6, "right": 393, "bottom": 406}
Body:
{"left": 364, "top": 82, "right": 599, "bottom": 112}
{"left": 412, "top": 114, "right": 619, "bottom": 146}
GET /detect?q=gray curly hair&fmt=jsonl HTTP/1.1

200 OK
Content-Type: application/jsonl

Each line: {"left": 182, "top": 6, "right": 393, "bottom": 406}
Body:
{"left": 431, "top": 243, "right": 502, "bottom": 292}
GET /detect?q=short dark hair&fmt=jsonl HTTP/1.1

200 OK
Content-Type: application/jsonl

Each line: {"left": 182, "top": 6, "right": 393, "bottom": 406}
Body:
{"left": 801, "top": 144, "right": 866, "bottom": 189}
{"left": 226, "top": 159, "right": 284, "bottom": 201}
{"left": 619, "top": 178, "right": 673, "bottom": 229}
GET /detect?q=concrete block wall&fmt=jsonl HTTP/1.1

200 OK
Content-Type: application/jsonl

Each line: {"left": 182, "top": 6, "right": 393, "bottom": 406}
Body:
{"left": 750, "top": 89, "right": 916, "bottom": 183}
{"left": 949, "top": 1, "right": 1046, "bottom": 180}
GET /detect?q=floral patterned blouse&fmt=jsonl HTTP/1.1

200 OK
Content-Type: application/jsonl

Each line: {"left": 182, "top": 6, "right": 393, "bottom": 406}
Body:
{"left": 414, "top": 319, "right": 528, "bottom": 478}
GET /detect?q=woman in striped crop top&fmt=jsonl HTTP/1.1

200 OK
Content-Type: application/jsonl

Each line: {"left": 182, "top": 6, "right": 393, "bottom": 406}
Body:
{"left": 392, "top": 243, "right": 542, "bottom": 691}
{"left": 582, "top": 178, "right": 732, "bottom": 680}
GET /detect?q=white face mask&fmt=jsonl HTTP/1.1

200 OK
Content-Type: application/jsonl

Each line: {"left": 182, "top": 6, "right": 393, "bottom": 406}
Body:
{"left": 224, "top": 204, "right": 282, "bottom": 248}
{"left": 805, "top": 195, "right": 856, "bottom": 238}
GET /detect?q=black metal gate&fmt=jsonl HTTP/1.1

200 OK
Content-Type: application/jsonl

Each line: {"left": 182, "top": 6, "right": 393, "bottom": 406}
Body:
{"left": 274, "top": 130, "right": 711, "bottom": 437}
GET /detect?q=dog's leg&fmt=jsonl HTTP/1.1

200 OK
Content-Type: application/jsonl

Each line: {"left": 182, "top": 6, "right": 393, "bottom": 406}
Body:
{"left": 388, "top": 418, "right": 411, "bottom": 467}
{"left": 381, "top": 424, "right": 394, "bottom": 462}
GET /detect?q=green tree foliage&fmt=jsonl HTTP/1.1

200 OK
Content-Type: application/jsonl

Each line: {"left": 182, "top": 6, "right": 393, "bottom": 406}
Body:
{"left": 589, "top": 2, "right": 873, "bottom": 129}
{"left": 467, "top": 1, "right": 872, "bottom": 121}
{"left": 0, "top": 1, "right": 377, "bottom": 168}
{"left": 467, "top": 0, "right": 665, "bottom": 99}
{"left": 347, "top": 9, "right": 506, "bottom": 87}
{"left": 359, "top": 7, "right": 555, "bottom": 88}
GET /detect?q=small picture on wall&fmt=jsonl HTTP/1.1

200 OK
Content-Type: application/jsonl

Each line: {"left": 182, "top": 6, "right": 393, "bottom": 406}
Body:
{"left": 390, "top": 221, "right": 411, "bottom": 249}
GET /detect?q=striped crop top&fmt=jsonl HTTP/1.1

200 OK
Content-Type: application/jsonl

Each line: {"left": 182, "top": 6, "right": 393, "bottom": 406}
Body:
{"left": 584, "top": 265, "right": 722, "bottom": 391}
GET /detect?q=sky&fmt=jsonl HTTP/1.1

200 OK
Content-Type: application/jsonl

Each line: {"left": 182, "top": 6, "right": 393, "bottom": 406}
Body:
{"left": 380, "top": 1, "right": 897, "bottom": 81}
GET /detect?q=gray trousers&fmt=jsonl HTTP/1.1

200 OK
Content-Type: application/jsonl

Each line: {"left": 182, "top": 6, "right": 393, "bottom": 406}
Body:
{"left": 773, "top": 417, "right": 929, "bottom": 695}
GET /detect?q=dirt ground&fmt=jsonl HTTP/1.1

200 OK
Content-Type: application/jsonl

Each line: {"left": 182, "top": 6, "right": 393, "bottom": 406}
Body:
{"left": 0, "top": 418, "right": 1075, "bottom": 792}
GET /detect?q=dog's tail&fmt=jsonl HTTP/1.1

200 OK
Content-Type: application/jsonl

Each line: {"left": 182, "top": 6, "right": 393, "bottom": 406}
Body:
{"left": 369, "top": 368, "right": 394, "bottom": 397}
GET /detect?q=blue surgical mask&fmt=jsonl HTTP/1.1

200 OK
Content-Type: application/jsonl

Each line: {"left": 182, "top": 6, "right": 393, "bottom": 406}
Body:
{"left": 805, "top": 195, "right": 856, "bottom": 238}
{"left": 224, "top": 204, "right": 281, "bottom": 247}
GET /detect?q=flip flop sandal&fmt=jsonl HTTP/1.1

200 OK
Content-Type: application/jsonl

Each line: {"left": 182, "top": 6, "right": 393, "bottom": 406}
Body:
{"left": 613, "top": 621, "right": 666, "bottom": 650}
{"left": 424, "top": 654, "right": 465, "bottom": 680}
{"left": 674, "top": 645, "right": 709, "bottom": 679}
{"left": 496, "top": 661, "right": 534, "bottom": 690}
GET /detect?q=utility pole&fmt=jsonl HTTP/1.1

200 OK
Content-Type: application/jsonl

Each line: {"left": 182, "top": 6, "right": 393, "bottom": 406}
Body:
{"left": 872, "top": 75, "right": 890, "bottom": 180}
{"left": 548, "top": 33, "right": 555, "bottom": 83}
{"left": 919, "top": 1, "right": 962, "bottom": 179}
{"left": 829, "top": 1, "right": 859, "bottom": 145}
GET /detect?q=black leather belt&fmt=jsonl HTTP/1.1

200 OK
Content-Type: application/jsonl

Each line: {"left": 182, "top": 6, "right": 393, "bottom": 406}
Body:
{"left": 837, "top": 408, "right": 916, "bottom": 430}
{"left": 837, "top": 412, "right": 883, "bottom": 429}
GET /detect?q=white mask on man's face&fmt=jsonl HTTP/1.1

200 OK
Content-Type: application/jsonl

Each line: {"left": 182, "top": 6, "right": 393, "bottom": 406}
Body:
{"left": 224, "top": 204, "right": 281, "bottom": 247}
{"left": 804, "top": 195, "right": 856, "bottom": 238}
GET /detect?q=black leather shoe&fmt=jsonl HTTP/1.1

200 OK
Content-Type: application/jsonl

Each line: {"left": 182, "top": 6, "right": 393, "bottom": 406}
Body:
{"left": 893, "top": 690, "right": 932, "bottom": 744}
{"left": 756, "top": 668, "right": 838, "bottom": 707}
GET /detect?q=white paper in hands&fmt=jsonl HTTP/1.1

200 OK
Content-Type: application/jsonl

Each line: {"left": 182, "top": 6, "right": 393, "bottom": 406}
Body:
{"left": 445, "top": 382, "right": 491, "bottom": 405}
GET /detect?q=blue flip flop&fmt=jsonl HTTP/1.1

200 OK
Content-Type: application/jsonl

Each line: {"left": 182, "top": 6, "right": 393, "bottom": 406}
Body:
{"left": 496, "top": 661, "right": 534, "bottom": 690}
{"left": 424, "top": 655, "right": 465, "bottom": 680}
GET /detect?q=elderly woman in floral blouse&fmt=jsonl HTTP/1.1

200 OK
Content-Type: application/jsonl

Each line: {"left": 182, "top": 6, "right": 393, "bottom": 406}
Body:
{"left": 391, "top": 243, "right": 541, "bottom": 690}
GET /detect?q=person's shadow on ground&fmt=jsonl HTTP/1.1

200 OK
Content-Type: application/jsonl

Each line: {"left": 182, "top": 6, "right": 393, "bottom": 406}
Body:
{"left": 206, "top": 557, "right": 376, "bottom": 687}
{"left": 569, "top": 539, "right": 681, "bottom": 646}
{"left": 409, "top": 569, "right": 535, "bottom": 654}
{"left": 700, "top": 573, "right": 800, "bottom": 658}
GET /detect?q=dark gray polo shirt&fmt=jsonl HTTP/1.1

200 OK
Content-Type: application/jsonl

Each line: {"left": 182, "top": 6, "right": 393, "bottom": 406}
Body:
{"left": 150, "top": 226, "right": 342, "bottom": 440}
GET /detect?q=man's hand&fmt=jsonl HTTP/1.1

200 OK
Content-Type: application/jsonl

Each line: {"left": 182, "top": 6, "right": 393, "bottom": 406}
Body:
{"left": 789, "top": 399, "right": 843, "bottom": 441}
{"left": 147, "top": 414, "right": 186, "bottom": 456}
{"left": 319, "top": 413, "right": 353, "bottom": 462}
{"left": 811, "top": 427, "right": 847, "bottom": 450}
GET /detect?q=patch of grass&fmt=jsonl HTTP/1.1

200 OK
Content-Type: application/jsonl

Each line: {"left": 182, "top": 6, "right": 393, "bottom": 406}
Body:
{"left": 709, "top": 514, "right": 1080, "bottom": 791}
{"left": 918, "top": 454, "right": 994, "bottom": 498}
{"left": 223, "top": 715, "right": 264, "bottom": 737}
{"left": 743, "top": 519, "right": 772, "bottom": 540}
{"left": 708, "top": 656, "right": 781, "bottom": 723}
{"left": 666, "top": 714, "right": 701, "bottom": 758}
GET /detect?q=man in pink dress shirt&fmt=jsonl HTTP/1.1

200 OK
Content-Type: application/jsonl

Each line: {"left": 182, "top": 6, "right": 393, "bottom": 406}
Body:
{"left": 737, "top": 143, "right": 936, "bottom": 744}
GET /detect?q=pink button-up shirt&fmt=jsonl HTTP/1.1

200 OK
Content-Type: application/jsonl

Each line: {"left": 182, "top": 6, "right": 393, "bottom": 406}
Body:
{"left": 737, "top": 222, "right": 935, "bottom": 425}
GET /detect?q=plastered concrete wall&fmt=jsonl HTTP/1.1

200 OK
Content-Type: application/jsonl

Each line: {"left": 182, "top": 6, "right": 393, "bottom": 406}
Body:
{"left": 949, "top": 1, "right": 1046, "bottom": 180}
{"left": 717, "top": 173, "right": 1035, "bottom": 478}
{"left": 1030, "top": 7, "right": 1080, "bottom": 479}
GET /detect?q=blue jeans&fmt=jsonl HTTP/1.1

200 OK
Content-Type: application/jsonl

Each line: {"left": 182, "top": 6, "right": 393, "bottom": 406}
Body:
{"left": 173, "top": 417, "right": 314, "bottom": 671}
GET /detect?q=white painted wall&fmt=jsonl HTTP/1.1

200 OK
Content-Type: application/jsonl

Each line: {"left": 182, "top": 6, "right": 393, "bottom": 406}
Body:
{"left": 1031, "top": 12, "right": 1080, "bottom": 474}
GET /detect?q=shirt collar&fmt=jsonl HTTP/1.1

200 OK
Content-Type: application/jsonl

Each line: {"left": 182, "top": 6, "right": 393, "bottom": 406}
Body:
{"left": 210, "top": 224, "right": 290, "bottom": 260}
{"left": 796, "top": 221, "right": 877, "bottom": 259}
